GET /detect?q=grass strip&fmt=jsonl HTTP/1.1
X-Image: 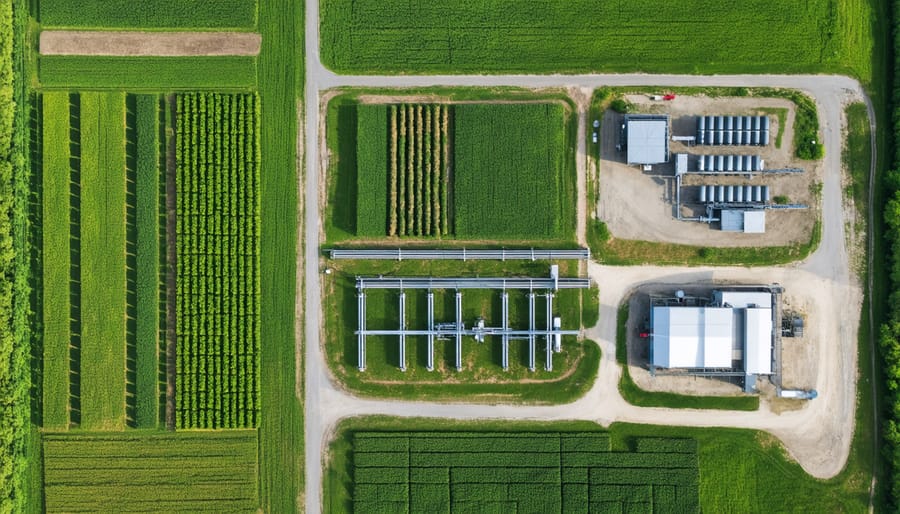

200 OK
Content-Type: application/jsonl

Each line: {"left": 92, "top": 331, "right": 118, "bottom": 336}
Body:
{"left": 78, "top": 92, "right": 127, "bottom": 430}
{"left": 134, "top": 94, "right": 159, "bottom": 428}
{"left": 39, "top": 56, "right": 257, "bottom": 89}
{"left": 40, "top": 91, "right": 71, "bottom": 429}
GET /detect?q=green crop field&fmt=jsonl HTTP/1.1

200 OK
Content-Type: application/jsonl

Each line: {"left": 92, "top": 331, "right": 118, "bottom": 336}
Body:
{"left": 347, "top": 100, "right": 574, "bottom": 241}
{"left": 40, "top": 0, "right": 257, "bottom": 30}
{"left": 39, "top": 56, "right": 257, "bottom": 90}
{"left": 42, "top": 431, "right": 259, "bottom": 512}
{"left": 40, "top": 92, "right": 71, "bottom": 430}
{"left": 133, "top": 94, "right": 162, "bottom": 428}
{"left": 349, "top": 431, "right": 699, "bottom": 513}
{"left": 321, "top": 0, "right": 874, "bottom": 80}
{"left": 175, "top": 92, "right": 261, "bottom": 429}
{"left": 79, "top": 92, "right": 128, "bottom": 430}
{"left": 454, "top": 103, "right": 571, "bottom": 239}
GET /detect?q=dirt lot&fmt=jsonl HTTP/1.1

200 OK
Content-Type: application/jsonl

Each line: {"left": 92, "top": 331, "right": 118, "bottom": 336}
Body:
{"left": 622, "top": 282, "right": 817, "bottom": 398}
{"left": 40, "top": 31, "right": 261, "bottom": 57}
{"left": 598, "top": 95, "right": 819, "bottom": 247}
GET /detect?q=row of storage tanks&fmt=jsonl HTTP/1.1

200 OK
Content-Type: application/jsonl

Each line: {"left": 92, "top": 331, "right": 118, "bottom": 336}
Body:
{"left": 697, "top": 154, "right": 764, "bottom": 172}
{"left": 696, "top": 115, "right": 770, "bottom": 146}
{"left": 700, "top": 185, "right": 770, "bottom": 204}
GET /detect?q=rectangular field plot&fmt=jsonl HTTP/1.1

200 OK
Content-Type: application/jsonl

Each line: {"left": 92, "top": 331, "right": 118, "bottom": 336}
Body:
{"left": 348, "top": 101, "right": 573, "bottom": 241}
{"left": 175, "top": 92, "right": 261, "bottom": 429}
{"left": 40, "top": 0, "right": 257, "bottom": 29}
{"left": 321, "top": 0, "right": 870, "bottom": 77}
{"left": 43, "top": 431, "right": 259, "bottom": 512}
{"left": 352, "top": 432, "right": 699, "bottom": 513}
{"left": 40, "top": 56, "right": 257, "bottom": 89}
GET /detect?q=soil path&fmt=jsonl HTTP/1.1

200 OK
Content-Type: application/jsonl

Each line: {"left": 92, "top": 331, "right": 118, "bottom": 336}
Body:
{"left": 40, "top": 30, "right": 261, "bottom": 56}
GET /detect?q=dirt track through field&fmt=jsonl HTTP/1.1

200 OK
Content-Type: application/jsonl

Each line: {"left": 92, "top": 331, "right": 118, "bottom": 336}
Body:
{"left": 40, "top": 31, "right": 261, "bottom": 56}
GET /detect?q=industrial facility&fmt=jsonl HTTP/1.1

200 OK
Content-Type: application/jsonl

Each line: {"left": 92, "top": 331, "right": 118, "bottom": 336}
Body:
{"left": 648, "top": 287, "right": 782, "bottom": 392}
{"left": 696, "top": 115, "right": 770, "bottom": 146}
{"left": 354, "top": 266, "right": 590, "bottom": 373}
{"left": 624, "top": 114, "right": 670, "bottom": 167}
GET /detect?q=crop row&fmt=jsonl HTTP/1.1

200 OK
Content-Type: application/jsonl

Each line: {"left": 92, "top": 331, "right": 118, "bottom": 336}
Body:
{"left": 175, "top": 92, "right": 260, "bottom": 429}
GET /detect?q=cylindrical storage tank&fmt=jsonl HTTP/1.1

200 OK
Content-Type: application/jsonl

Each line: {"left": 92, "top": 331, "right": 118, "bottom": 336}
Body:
{"left": 698, "top": 116, "right": 706, "bottom": 131}
{"left": 708, "top": 185, "right": 717, "bottom": 203}
{"left": 699, "top": 185, "right": 707, "bottom": 203}
{"left": 716, "top": 116, "right": 724, "bottom": 131}
{"left": 759, "top": 158, "right": 765, "bottom": 171}
{"left": 717, "top": 186, "right": 726, "bottom": 203}
{"left": 753, "top": 186, "right": 762, "bottom": 203}
{"left": 723, "top": 130, "right": 732, "bottom": 145}
{"left": 753, "top": 155, "right": 762, "bottom": 171}
{"left": 762, "top": 129, "right": 770, "bottom": 146}
{"left": 752, "top": 116, "right": 761, "bottom": 130}
{"left": 698, "top": 129, "right": 705, "bottom": 145}
{"left": 763, "top": 186, "right": 770, "bottom": 203}
{"left": 735, "top": 155, "right": 743, "bottom": 172}
{"left": 743, "top": 116, "right": 751, "bottom": 131}
{"left": 734, "top": 129, "right": 743, "bottom": 145}
{"left": 761, "top": 116, "right": 770, "bottom": 131}
{"left": 716, "top": 155, "right": 725, "bottom": 171}
{"left": 725, "top": 155, "right": 733, "bottom": 171}
{"left": 726, "top": 185, "right": 734, "bottom": 203}
{"left": 698, "top": 155, "right": 705, "bottom": 172}
{"left": 744, "top": 130, "right": 752, "bottom": 145}
{"left": 711, "top": 130, "right": 719, "bottom": 145}
{"left": 734, "top": 116, "right": 743, "bottom": 131}
{"left": 736, "top": 185, "right": 744, "bottom": 203}
{"left": 707, "top": 116, "right": 714, "bottom": 131}
{"left": 744, "top": 185, "right": 753, "bottom": 201}
{"left": 750, "top": 131, "right": 759, "bottom": 145}
{"left": 702, "top": 155, "right": 710, "bottom": 171}
{"left": 725, "top": 116, "right": 733, "bottom": 130}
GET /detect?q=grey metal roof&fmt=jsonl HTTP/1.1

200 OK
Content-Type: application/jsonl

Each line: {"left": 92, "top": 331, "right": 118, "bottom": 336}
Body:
{"left": 626, "top": 115, "right": 669, "bottom": 164}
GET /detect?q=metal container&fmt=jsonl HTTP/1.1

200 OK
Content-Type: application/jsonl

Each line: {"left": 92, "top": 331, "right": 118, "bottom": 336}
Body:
{"left": 711, "top": 130, "right": 720, "bottom": 145}
{"left": 698, "top": 116, "right": 706, "bottom": 131}
{"left": 744, "top": 185, "right": 753, "bottom": 201}
{"left": 763, "top": 186, "right": 770, "bottom": 202}
{"left": 753, "top": 186, "right": 762, "bottom": 203}
{"left": 724, "top": 130, "right": 732, "bottom": 145}
{"left": 716, "top": 116, "right": 724, "bottom": 131}
{"left": 734, "top": 129, "right": 743, "bottom": 145}
{"left": 725, "top": 116, "right": 733, "bottom": 131}
{"left": 716, "top": 155, "right": 724, "bottom": 171}
{"left": 735, "top": 154, "right": 743, "bottom": 172}
{"left": 708, "top": 185, "right": 717, "bottom": 203}
{"left": 752, "top": 116, "right": 760, "bottom": 131}
{"left": 698, "top": 155, "right": 706, "bottom": 172}
{"left": 762, "top": 129, "right": 770, "bottom": 146}
{"left": 734, "top": 116, "right": 743, "bottom": 131}
{"left": 726, "top": 185, "right": 734, "bottom": 203}
{"left": 718, "top": 185, "right": 726, "bottom": 203}
{"left": 761, "top": 116, "right": 770, "bottom": 131}
{"left": 699, "top": 185, "right": 707, "bottom": 203}
{"left": 753, "top": 155, "right": 763, "bottom": 171}
{"left": 736, "top": 185, "right": 744, "bottom": 203}
{"left": 750, "top": 131, "right": 759, "bottom": 145}
{"left": 725, "top": 155, "right": 733, "bottom": 171}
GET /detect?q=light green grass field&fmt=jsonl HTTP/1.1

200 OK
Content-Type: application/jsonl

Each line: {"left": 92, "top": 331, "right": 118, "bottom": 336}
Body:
{"left": 78, "top": 92, "right": 127, "bottom": 430}
{"left": 40, "top": 92, "right": 71, "bottom": 430}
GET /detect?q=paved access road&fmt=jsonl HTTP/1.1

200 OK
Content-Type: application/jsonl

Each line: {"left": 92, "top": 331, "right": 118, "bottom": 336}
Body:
{"left": 303, "top": 2, "right": 873, "bottom": 512}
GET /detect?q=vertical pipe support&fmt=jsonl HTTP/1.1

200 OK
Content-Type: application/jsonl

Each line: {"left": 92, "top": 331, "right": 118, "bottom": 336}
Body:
{"left": 399, "top": 291, "right": 406, "bottom": 372}
{"left": 455, "top": 291, "right": 463, "bottom": 371}
{"left": 528, "top": 292, "right": 536, "bottom": 372}
{"left": 501, "top": 292, "right": 509, "bottom": 371}
{"left": 426, "top": 291, "right": 434, "bottom": 371}
{"left": 546, "top": 293, "right": 554, "bottom": 371}
{"left": 358, "top": 292, "right": 366, "bottom": 371}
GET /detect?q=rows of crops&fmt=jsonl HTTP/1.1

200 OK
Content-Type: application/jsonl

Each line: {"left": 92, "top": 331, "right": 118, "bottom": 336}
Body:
{"left": 352, "top": 432, "right": 700, "bottom": 513}
{"left": 175, "top": 92, "right": 261, "bottom": 429}
{"left": 40, "top": 0, "right": 257, "bottom": 29}
{"left": 356, "top": 104, "right": 451, "bottom": 237}
{"left": 42, "top": 431, "right": 259, "bottom": 512}
{"left": 320, "top": 0, "right": 872, "bottom": 79}
{"left": 454, "top": 103, "right": 570, "bottom": 239}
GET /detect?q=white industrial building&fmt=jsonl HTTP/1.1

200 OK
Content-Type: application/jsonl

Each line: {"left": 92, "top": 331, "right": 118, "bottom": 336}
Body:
{"left": 625, "top": 114, "right": 669, "bottom": 166}
{"left": 650, "top": 290, "right": 774, "bottom": 376}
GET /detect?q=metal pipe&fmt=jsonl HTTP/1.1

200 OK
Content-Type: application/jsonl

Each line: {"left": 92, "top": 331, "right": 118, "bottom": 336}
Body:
{"left": 427, "top": 292, "right": 434, "bottom": 371}
{"left": 455, "top": 292, "right": 463, "bottom": 371}
{"left": 502, "top": 292, "right": 509, "bottom": 371}
{"left": 358, "top": 292, "right": 367, "bottom": 371}
{"left": 399, "top": 292, "right": 406, "bottom": 372}
{"left": 528, "top": 293, "right": 536, "bottom": 372}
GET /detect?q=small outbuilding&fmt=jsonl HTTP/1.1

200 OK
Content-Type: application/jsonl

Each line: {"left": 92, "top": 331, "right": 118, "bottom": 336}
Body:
{"left": 720, "top": 210, "right": 766, "bottom": 233}
{"left": 625, "top": 114, "right": 669, "bottom": 166}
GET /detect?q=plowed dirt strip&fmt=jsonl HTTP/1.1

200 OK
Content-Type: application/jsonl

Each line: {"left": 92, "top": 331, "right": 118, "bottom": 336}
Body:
{"left": 39, "top": 31, "right": 261, "bottom": 56}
